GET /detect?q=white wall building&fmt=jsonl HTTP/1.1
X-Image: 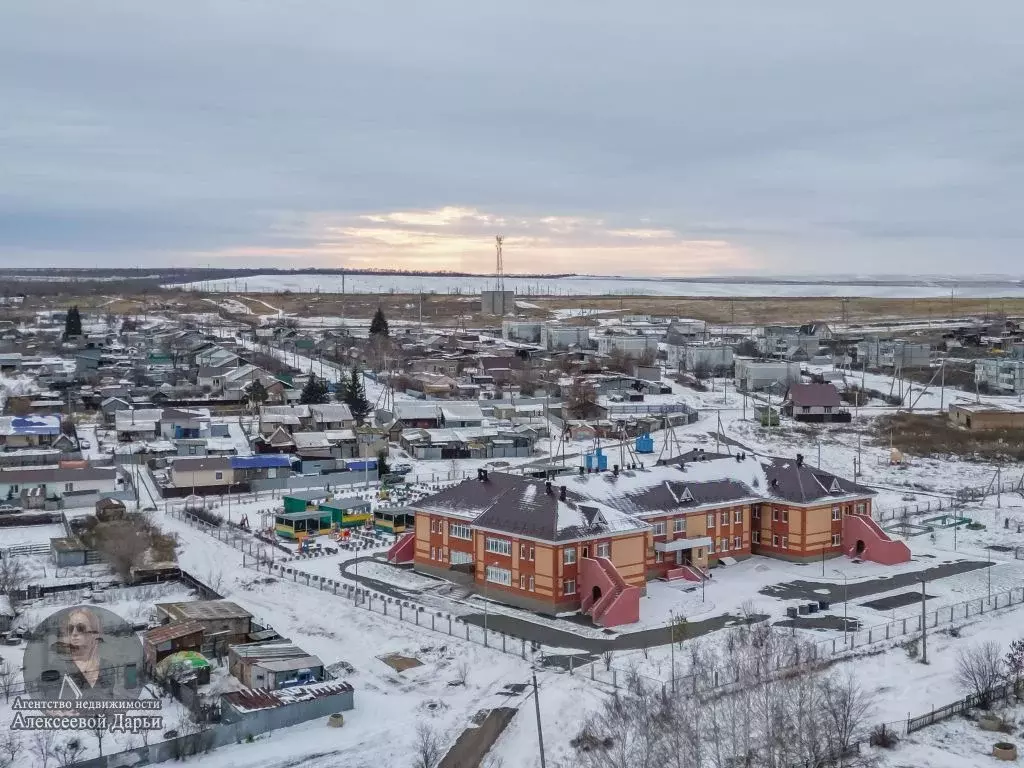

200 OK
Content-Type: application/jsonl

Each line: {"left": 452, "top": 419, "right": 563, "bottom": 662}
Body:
{"left": 596, "top": 334, "right": 659, "bottom": 357}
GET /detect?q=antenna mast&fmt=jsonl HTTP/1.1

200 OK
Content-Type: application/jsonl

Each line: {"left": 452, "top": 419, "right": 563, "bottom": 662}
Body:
{"left": 495, "top": 235, "right": 505, "bottom": 294}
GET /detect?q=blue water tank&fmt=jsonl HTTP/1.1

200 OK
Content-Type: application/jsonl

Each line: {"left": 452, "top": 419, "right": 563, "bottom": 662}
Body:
{"left": 636, "top": 434, "right": 654, "bottom": 454}
{"left": 596, "top": 447, "right": 608, "bottom": 472}
{"left": 584, "top": 452, "right": 594, "bottom": 471}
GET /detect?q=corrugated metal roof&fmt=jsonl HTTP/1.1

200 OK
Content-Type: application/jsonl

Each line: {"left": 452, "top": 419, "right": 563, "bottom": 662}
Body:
{"left": 143, "top": 620, "right": 205, "bottom": 646}
{"left": 223, "top": 680, "right": 353, "bottom": 713}
{"left": 230, "top": 455, "right": 292, "bottom": 469}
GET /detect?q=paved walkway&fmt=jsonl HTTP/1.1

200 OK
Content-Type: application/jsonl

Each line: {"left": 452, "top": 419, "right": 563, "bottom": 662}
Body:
{"left": 760, "top": 559, "right": 990, "bottom": 603}
{"left": 336, "top": 555, "right": 993, "bottom": 653}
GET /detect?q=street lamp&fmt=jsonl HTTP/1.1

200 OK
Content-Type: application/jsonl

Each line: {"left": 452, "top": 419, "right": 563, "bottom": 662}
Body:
{"left": 833, "top": 568, "right": 850, "bottom": 644}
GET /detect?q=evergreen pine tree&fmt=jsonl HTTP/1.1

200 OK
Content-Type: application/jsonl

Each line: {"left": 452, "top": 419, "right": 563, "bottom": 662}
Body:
{"left": 64, "top": 305, "right": 83, "bottom": 337}
{"left": 247, "top": 379, "right": 268, "bottom": 408}
{"left": 376, "top": 449, "right": 391, "bottom": 476}
{"left": 369, "top": 307, "right": 390, "bottom": 337}
{"left": 341, "top": 366, "right": 371, "bottom": 425}
{"left": 299, "top": 373, "right": 329, "bottom": 404}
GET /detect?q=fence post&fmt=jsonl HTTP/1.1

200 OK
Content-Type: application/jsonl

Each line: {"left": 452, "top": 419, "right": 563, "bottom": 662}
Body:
{"left": 522, "top": 639, "right": 526, "bottom": 659}
{"left": 902, "top": 618, "right": 906, "bottom": 634}
{"left": 502, "top": 633, "right": 506, "bottom": 653}
{"left": 449, "top": 616, "right": 453, "bottom": 635}
{"left": 613, "top": 670, "right": 618, "bottom": 689}
{"left": 466, "top": 624, "right": 470, "bottom": 641}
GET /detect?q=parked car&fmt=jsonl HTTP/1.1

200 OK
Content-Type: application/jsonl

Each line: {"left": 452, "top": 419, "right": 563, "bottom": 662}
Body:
{"left": 79, "top": 440, "right": 91, "bottom": 449}
{"left": 391, "top": 463, "right": 413, "bottom": 475}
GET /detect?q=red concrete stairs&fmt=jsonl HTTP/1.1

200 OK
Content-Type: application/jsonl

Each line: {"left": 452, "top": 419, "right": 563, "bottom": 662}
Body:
{"left": 666, "top": 564, "right": 708, "bottom": 582}
{"left": 386, "top": 532, "right": 416, "bottom": 564}
{"left": 579, "top": 556, "right": 640, "bottom": 628}
{"left": 842, "top": 513, "right": 911, "bottom": 565}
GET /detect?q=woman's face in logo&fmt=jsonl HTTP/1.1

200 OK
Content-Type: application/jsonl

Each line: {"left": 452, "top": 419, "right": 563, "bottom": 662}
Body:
{"left": 63, "top": 609, "right": 100, "bottom": 662}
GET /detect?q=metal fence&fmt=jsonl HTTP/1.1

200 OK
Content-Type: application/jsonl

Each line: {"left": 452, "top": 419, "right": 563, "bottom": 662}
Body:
{"left": 873, "top": 498, "right": 951, "bottom": 522}
{"left": 907, "top": 681, "right": 1022, "bottom": 733}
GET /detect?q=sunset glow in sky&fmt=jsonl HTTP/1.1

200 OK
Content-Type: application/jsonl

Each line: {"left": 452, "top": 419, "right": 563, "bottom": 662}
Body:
{"left": 2, "top": 3, "right": 1023, "bottom": 275}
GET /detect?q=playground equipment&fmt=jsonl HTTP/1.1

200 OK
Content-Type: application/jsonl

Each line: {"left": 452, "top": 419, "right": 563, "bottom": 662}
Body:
{"left": 237, "top": 515, "right": 250, "bottom": 531}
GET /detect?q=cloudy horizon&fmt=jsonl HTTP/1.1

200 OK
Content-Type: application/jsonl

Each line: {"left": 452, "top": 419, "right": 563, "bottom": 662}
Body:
{"left": 2, "top": 3, "right": 1023, "bottom": 276}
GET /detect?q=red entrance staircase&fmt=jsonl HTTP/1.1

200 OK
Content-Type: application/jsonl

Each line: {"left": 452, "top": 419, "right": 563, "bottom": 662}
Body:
{"left": 579, "top": 556, "right": 640, "bottom": 627}
{"left": 386, "top": 532, "right": 416, "bottom": 564}
{"left": 842, "top": 513, "right": 911, "bottom": 565}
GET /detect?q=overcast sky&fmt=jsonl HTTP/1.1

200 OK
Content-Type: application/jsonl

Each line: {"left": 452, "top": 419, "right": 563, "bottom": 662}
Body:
{"left": 2, "top": 3, "right": 1023, "bottom": 276}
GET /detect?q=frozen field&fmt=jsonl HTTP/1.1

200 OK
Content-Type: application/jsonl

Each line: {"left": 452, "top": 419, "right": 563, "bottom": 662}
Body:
{"left": 170, "top": 272, "right": 1024, "bottom": 298}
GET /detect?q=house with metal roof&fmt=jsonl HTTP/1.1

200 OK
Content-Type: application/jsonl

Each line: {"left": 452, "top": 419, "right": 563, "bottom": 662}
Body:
{"left": 0, "top": 414, "right": 63, "bottom": 450}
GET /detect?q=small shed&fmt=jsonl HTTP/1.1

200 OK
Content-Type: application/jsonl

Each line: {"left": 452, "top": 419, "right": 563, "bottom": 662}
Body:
{"left": 143, "top": 620, "right": 205, "bottom": 666}
{"left": 95, "top": 497, "right": 127, "bottom": 522}
{"left": 221, "top": 681, "right": 354, "bottom": 730}
{"left": 317, "top": 497, "right": 372, "bottom": 529}
{"left": 50, "top": 536, "right": 90, "bottom": 568}
{"left": 282, "top": 490, "right": 332, "bottom": 514}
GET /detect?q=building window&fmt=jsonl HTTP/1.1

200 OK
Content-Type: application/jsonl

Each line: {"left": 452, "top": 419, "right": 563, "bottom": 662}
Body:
{"left": 832, "top": 533, "right": 841, "bottom": 546}
{"left": 564, "top": 547, "right": 576, "bottom": 565}
{"left": 486, "top": 537, "right": 512, "bottom": 556}
{"left": 430, "top": 519, "right": 438, "bottom": 534}
{"left": 520, "top": 575, "right": 526, "bottom": 589}
{"left": 832, "top": 506, "right": 841, "bottom": 521}
{"left": 823, "top": 406, "right": 832, "bottom": 414}
{"left": 450, "top": 523, "right": 471, "bottom": 540}
{"left": 451, "top": 550, "right": 473, "bottom": 565}
{"left": 734, "top": 509, "right": 742, "bottom": 524}
{"left": 520, "top": 543, "right": 527, "bottom": 559}
{"left": 708, "top": 540, "right": 715, "bottom": 554}
{"left": 64, "top": 483, "right": 74, "bottom": 492}
{"left": 855, "top": 503, "right": 866, "bottom": 514}
{"left": 214, "top": 471, "right": 223, "bottom": 480}
{"left": 772, "top": 534, "right": 779, "bottom": 547}
{"left": 782, "top": 510, "right": 790, "bottom": 523}
{"left": 528, "top": 546, "right": 535, "bottom": 561}
{"left": 719, "top": 537, "right": 728, "bottom": 552}
{"left": 485, "top": 565, "right": 512, "bottom": 586}
{"left": 430, "top": 547, "right": 436, "bottom": 560}
{"left": 563, "top": 579, "right": 577, "bottom": 596}
{"left": 652, "top": 521, "right": 666, "bottom": 536}
{"left": 673, "top": 518, "right": 686, "bottom": 533}
{"left": 782, "top": 536, "right": 788, "bottom": 548}
{"left": 596, "top": 542, "right": 610, "bottom": 558}
{"left": 772, "top": 508, "right": 779, "bottom": 521}
{"left": 528, "top": 575, "right": 535, "bottom": 591}
{"left": 733, "top": 536, "right": 741, "bottom": 550}
{"left": 720, "top": 512, "right": 728, "bottom": 527}
{"left": 752, "top": 531, "right": 760, "bottom": 544}
{"left": 707, "top": 513, "right": 715, "bottom": 529}
{"left": 752, "top": 507, "right": 760, "bottom": 520}
{"left": 655, "top": 551, "right": 663, "bottom": 562}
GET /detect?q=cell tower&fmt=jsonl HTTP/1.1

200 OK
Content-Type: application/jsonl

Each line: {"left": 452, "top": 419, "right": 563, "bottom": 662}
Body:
{"left": 495, "top": 234, "right": 504, "bottom": 293}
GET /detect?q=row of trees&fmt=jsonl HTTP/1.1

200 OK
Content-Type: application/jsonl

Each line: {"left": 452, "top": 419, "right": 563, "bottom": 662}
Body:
{"left": 577, "top": 623, "right": 877, "bottom": 768}
{"left": 298, "top": 367, "right": 371, "bottom": 424}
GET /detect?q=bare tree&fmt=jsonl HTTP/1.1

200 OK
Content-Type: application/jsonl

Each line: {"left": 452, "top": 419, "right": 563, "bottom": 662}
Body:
{"left": 453, "top": 661, "right": 469, "bottom": 686}
{"left": 412, "top": 723, "right": 443, "bottom": 768}
{"left": 91, "top": 722, "right": 106, "bottom": 757}
{"left": 566, "top": 378, "right": 599, "bottom": 419}
{"left": 29, "top": 731, "right": 55, "bottom": 768}
{"left": 0, "top": 660, "right": 21, "bottom": 702}
{"left": 820, "top": 671, "right": 875, "bottom": 767}
{"left": 54, "top": 737, "right": 86, "bottom": 768}
{"left": 0, "top": 554, "right": 27, "bottom": 612}
{"left": 957, "top": 641, "right": 1005, "bottom": 708}
{"left": 0, "top": 733, "right": 23, "bottom": 768}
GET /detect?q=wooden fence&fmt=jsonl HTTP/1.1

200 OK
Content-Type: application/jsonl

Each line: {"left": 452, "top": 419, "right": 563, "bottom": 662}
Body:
{"left": 907, "top": 681, "right": 1022, "bottom": 733}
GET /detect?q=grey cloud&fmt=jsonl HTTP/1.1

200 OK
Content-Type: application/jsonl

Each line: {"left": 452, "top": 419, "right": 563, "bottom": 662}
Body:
{"left": 1, "top": 2, "right": 1023, "bottom": 273}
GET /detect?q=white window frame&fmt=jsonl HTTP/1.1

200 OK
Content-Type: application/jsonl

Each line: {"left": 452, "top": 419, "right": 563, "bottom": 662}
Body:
{"left": 781, "top": 509, "right": 789, "bottom": 523}
{"left": 752, "top": 506, "right": 760, "bottom": 520}
{"left": 752, "top": 531, "right": 760, "bottom": 544}
{"left": 720, "top": 512, "right": 728, "bottom": 527}
{"left": 652, "top": 521, "right": 666, "bottom": 536}
{"left": 782, "top": 535, "right": 788, "bottom": 548}
{"left": 772, "top": 508, "right": 779, "bottom": 521}
{"left": 528, "top": 575, "right": 535, "bottom": 591}
{"left": 563, "top": 579, "right": 577, "bottom": 596}
{"left": 719, "top": 537, "right": 728, "bottom": 552}
{"left": 655, "top": 551, "right": 663, "bottom": 562}
{"left": 450, "top": 523, "right": 471, "bottom": 540}
{"left": 486, "top": 537, "right": 512, "bottom": 556}
{"left": 528, "top": 546, "right": 535, "bottom": 561}
{"left": 596, "top": 542, "right": 610, "bottom": 558}
{"left": 673, "top": 518, "right": 686, "bottom": 533}
{"left": 708, "top": 539, "right": 715, "bottom": 554}
{"left": 733, "top": 536, "right": 741, "bottom": 550}
{"left": 855, "top": 502, "right": 866, "bottom": 514}
{"left": 485, "top": 565, "right": 512, "bottom": 586}
{"left": 734, "top": 509, "right": 742, "bottom": 524}
{"left": 64, "top": 482, "right": 74, "bottom": 492}
{"left": 772, "top": 534, "right": 779, "bottom": 547}
{"left": 707, "top": 513, "right": 715, "bottom": 529}
{"left": 450, "top": 550, "right": 473, "bottom": 565}
{"left": 832, "top": 506, "right": 841, "bottom": 521}
{"left": 832, "top": 533, "right": 841, "bottom": 546}
{"left": 214, "top": 471, "right": 223, "bottom": 481}
{"left": 520, "top": 574, "right": 526, "bottom": 589}
{"left": 563, "top": 547, "right": 576, "bottom": 565}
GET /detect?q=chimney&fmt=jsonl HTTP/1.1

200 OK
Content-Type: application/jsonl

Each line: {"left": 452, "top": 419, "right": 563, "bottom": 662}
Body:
{"left": 613, "top": 464, "right": 619, "bottom": 476}
{"left": 545, "top": 480, "right": 553, "bottom": 495}
{"left": 559, "top": 485, "right": 567, "bottom": 501}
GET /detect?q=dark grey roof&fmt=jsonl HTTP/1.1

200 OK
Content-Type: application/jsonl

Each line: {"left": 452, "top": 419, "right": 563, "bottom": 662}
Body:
{"left": 661, "top": 449, "right": 733, "bottom": 465}
{"left": 786, "top": 383, "right": 841, "bottom": 407}
{"left": 0, "top": 466, "right": 116, "bottom": 483}
{"left": 760, "top": 458, "right": 874, "bottom": 504}
{"left": 171, "top": 456, "right": 231, "bottom": 473}
{"left": 608, "top": 479, "right": 756, "bottom": 516}
{"left": 417, "top": 472, "right": 637, "bottom": 542}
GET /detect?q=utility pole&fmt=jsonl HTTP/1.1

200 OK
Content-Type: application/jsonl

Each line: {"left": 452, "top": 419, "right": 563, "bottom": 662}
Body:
{"left": 532, "top": 673, "right": 547, "bottom": 768}
{"left": 920, "top": 577, "right": 928, "bottom": 664}
{"left": 939, "top": 359, "right": 945, "bottom": 412}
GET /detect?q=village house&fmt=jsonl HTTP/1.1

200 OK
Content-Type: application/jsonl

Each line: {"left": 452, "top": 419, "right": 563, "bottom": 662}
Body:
{"left": 0, "top": 414, "right": 63, "bottom": 450}
{"left": 228, "top": 642, "right": 325, "bottom": 690}
{"left": 115, "top": 408, "right": 164, "bottom": 441}
{"left": 0, "top": 466, "right": 120, "bottom": 508}
{"left": 154, "top": 599, "right": 254, "bottom": 648}
{"left": 782, "top": 383, "right": 850, "bottom": 423}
